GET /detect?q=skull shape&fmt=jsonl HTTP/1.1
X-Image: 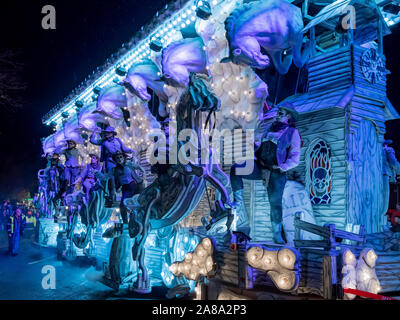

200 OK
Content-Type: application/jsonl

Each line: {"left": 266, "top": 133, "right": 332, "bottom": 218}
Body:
{"left": 312, "top": 168, "right": 329, "bottom": 196}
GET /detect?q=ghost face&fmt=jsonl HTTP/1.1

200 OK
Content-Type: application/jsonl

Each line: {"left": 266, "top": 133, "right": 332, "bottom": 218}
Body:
{"left": 115, "top": 154, "right": 125, "bottom": 166}
{"left": 276, "top": 108, "right": 290, "bottom": 124}
{"left": 124, "top": 75, "right": 151, "bottom": 101}
{"left": 162, "top": 65, "right": 190, "bottom": 87}
{"left": 312, "top": 168, "right": 329, "bottom": 197}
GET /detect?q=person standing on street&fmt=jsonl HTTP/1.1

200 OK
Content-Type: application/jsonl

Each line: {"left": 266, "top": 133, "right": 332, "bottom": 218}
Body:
{"left": 7, "top": 207, "right": 26, "bottom": 256}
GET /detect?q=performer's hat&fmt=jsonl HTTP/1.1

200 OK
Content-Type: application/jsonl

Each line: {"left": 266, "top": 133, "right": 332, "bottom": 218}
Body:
{"left": 89, "top": 153, "right": 100, "bottom": 160}
{"left": 102, "top": 126, "right": 117, "bottom": 135}
{"left": 112, "top": 151, "right": 126, "bottom": 161}
{"left": 277, "top": 102, "right": 299, "bottom": 121}
{"left": 384, "top": 139, "right": 393, "bottom": 145}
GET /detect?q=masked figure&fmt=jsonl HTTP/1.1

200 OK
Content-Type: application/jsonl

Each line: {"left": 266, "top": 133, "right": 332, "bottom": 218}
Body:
{"left": 230, "top": 102, "right": 301, "bottom": 243}
{"left": 75, "top": 154, "right": 102, "bottom": 202}
{"left": 109, "top": 152, "right": 145, "bottom": 224}
{"left": 43, "top": 154, "right": 66, "bottom": 216}
{"left": 90, "top": 126, "right": 133, "bottom": 173}
{"left": 57, "top": 140, "right": 84, "bottom": 194}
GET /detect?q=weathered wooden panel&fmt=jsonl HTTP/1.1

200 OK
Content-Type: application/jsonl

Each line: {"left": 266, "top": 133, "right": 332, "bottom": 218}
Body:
{"left": 350, "top": 106, "right": 386, "bottom": 123}
{"left": 347, "top": 119, "right": 384, "bottom": 233}
{"left": 353, "top": 86, "right": 387, "bottom": 105}
{"left": 93, "top": 228, "right": 113, "bottom": 268}
{"left": 375, "top": 251, "right": 400, "bottom": 293}
{"left": 349, "top": 116, "right": 386, "bottom": 134}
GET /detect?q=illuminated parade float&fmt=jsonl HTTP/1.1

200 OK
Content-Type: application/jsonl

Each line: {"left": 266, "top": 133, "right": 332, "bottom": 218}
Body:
{"left": 36, "top": 0, "right": 400, "bottom": 299}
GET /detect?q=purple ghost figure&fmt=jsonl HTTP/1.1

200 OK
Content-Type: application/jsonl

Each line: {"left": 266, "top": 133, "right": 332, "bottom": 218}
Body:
{"left": 221, "top": 0, "right": 310, "bottom": 74}
{"left": 42, "top": 135, "right": 56, "bottom": 156}
{"left": 161, "top": 37, "right": 208, "bottom": 87}
{"left": 124, "top": 59, "right": 169, "bottom": 118}
{"left": 53, "top": 129, "right": 66, "bottom": 149}
{"left": 63, "top": 116, "right": 85, "bottom": 144}
{"left": 78, "top": 103, "right": 107, "bottom": 131}
{"left": 96, "top": 85, "right": 126, "bottom": 120}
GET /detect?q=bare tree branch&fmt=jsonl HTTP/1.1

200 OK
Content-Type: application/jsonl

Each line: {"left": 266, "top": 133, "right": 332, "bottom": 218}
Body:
{"left": 0, "top": 50, "right": 26, "bottom": 111}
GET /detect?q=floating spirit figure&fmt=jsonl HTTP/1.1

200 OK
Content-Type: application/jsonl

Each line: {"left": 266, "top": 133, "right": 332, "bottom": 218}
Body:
{"left": 230, "top": 102, "right": 301, "bottom": 243}
{"left": 124, "top": 59, "right": 169, "bottom": 118}
{"left": 221, "top": 0, "right": 310, "bottom": 74}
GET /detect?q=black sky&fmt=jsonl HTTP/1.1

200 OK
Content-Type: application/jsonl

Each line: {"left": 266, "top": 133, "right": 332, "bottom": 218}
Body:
{"left": 0, "top": 1, "right": 399, "bottom": 200}
{"left": 0, "top": 0, "right": 167, "bottom": 199}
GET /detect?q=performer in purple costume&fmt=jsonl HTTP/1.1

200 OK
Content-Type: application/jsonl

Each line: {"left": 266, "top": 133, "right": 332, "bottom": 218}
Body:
{"left": 75, "top": 154, "right": 102, "bottom": 201}
{"left": 89, "top": 126, "right": 133, "bottom": 173}
{"left": 109, "top": 152, "right": 145, "bottom": 224}
{"left": 58, "top": 140, "right": 84, "bottom": 194}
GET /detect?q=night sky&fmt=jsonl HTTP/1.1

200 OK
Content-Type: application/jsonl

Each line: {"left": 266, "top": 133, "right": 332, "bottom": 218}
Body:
{"left": 0, "top": 1, "right": 399, "bottom": 200}
{"left": 0, "top": 0, "right": 167, "bottom": 199}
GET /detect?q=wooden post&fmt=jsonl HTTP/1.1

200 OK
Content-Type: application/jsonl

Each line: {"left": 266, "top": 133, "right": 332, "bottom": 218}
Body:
{"left": 358, "top": 225, "right": 366, "bottom": 246}
{"left": 310, "top": 27, "right": 316, "bottom": 57}
{"left": 294, "top": 212, "right": 301, "bottom": 241}
{"left": 237, "top": 242, "right": 253, "bottom": 289}
{"left": 322, "top": 253, "right": 338, "bottom": 300}
{"left": 378, "top": 20, "right": 383, "bottom": 56}
{"left": 326, "top": 223, "right": 337, "bottom": 248}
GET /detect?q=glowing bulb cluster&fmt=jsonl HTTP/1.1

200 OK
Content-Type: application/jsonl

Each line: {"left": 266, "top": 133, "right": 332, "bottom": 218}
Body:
{"left": 169, "top": 237, "right": 215, "bottom": 282}
{"left": 342, "top": 248, "right": 381, "bottom": 299}
{"left": 246, "top": 246, "right": 299, "bottom": 292}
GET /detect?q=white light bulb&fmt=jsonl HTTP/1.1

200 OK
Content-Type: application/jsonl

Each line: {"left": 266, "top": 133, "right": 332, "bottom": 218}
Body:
{"left": 264, "top": 257, "right": 272, "bottom": 264}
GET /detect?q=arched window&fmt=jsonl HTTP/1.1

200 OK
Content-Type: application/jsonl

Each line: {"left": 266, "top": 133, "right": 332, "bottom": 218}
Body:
{"left": 306, "top": 140, "right": 332, "bottom": 205}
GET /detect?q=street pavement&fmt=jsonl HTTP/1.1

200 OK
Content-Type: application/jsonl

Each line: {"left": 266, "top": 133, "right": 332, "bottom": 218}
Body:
{"left": 0, "top": 227, "right": 168, "bottom": 300}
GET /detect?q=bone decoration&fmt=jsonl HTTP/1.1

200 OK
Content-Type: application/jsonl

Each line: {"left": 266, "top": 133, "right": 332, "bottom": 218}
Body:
{"left": 356, "top": 248, "right": 381, "bottom": 295}
{"left": 169, "top": 237, "right": 216, "bottom": 282}
{"left": 246, "top": 246, "right": 299, "bottom": 292}
{"left": 341, "top": 249, "right": 357, "bottom": 300}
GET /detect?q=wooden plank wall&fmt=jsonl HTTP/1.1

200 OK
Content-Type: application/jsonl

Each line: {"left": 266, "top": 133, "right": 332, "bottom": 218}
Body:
{"left": 375, "top": 251, "right": 400, "bottom": 293}
{"left": 291, "top": 108, "right": 347, "bottom": 229}
{"left": 93, "top": 228, "right": 113, "bottom": 269}
{"left": 346, "top": 45, "right": 388, "bottom": 232}
{"left": 307, "top": 45, "right": 353, "bottom": 93}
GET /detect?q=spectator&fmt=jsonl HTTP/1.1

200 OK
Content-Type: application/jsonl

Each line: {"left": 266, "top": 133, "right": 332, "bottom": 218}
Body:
{"left": 7, "top": 207, "right": 26, "bottom": 256}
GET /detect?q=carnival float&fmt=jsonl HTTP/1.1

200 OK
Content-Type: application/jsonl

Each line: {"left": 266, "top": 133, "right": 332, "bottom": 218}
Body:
{"left": 36, "top": 0, "right": 400, "bottom": 299}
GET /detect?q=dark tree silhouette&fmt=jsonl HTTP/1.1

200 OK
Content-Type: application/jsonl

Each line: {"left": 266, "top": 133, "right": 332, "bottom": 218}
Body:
{"left": 0, "top": 50, "right": 26, "bottom": 110}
